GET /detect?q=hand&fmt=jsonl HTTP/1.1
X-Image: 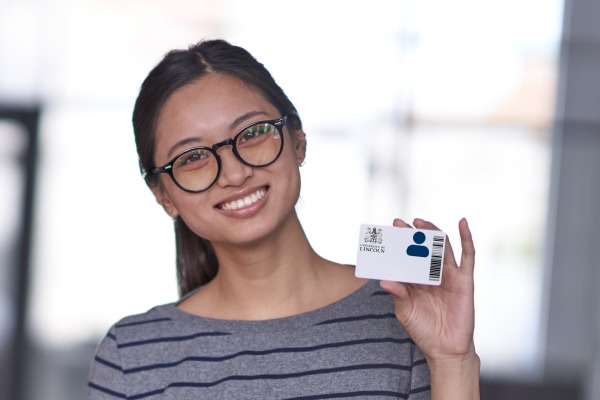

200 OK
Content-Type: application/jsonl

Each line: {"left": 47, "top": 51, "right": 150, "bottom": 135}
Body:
{"left": 380, "top": 218, "right": 477, "bottom": 363}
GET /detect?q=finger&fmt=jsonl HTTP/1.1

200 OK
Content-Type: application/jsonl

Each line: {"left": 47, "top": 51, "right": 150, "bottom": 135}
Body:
{"left": 380, "top": 280, "right": 412, "bottom": 323}
{"left": 413, "top": 218, "right": 458, "bottom": 268}
{"left": 393, "top": 218, "right": 412, "bottom": 228}
{"left": 458, "top": 218, "right": 475, "bottom": 273}
{"left": 380, "top": 280, "right": 409, "bottom": 299}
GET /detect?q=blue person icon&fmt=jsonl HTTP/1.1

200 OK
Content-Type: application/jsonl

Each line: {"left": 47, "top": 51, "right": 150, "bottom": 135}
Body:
{"left": 406, "top": 231, "right": 429, "bottom": 258}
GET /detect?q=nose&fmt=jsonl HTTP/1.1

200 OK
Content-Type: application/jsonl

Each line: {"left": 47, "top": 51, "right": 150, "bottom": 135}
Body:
{"left": 215, "top": 145, "right": 253, "bottom": 188}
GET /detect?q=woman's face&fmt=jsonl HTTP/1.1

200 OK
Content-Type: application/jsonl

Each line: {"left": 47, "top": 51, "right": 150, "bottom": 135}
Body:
{"left": 152, "top": 73, "right": 306, "bottom": 246}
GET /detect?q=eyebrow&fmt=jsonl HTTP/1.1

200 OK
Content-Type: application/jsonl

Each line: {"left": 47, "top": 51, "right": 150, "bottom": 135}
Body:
{"left": 166, "top": 136, "right": 206, "bottom": 159}
{"left": 166, "top": 110, "right": 270, "bottom": 159}
{"left": 228, "top": 110, "right": 269, "bottom": 131}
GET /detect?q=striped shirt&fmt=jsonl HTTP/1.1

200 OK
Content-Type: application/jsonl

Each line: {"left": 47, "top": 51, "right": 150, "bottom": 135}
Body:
{"left": 87, "top": 280, "right": 431, "bottom": 399}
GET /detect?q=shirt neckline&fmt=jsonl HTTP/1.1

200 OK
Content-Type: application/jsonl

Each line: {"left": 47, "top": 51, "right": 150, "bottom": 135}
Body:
{"left": 160, "top": 279, "right": 379, "bottom": 334}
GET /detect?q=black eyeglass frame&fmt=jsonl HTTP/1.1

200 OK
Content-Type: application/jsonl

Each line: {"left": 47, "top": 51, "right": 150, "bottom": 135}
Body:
{"left": 148, "top": 115, "right": 288, "bottom": 193}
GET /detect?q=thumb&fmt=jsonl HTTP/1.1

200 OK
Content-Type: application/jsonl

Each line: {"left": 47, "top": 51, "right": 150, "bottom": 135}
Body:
{"left": 380, "top": 280, "right": 413, "bottom": 323}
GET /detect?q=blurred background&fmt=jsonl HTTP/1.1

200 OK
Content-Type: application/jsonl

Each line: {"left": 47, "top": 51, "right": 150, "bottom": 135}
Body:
{"left": 1, "top": 0, "right": 599, "bottom": 399}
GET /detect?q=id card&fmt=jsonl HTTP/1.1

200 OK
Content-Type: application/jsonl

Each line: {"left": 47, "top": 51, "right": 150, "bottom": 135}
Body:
{"left": 355, "top": 224, "right": 446, "bottom": 285}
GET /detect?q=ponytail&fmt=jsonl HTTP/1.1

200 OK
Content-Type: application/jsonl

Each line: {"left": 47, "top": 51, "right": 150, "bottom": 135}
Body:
{"left": 174, "top": 216, "right": 218, "bottom": 297}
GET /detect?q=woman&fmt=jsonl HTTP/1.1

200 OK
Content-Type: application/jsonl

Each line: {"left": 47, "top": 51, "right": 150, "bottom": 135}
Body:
{"left": 88, "top": 39, "right": 479, "bottom": 399}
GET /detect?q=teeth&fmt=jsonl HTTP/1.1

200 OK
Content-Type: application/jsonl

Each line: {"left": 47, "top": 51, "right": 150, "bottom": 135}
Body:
{"left": 220, "top": 188, "right": 266, "bottom": 211}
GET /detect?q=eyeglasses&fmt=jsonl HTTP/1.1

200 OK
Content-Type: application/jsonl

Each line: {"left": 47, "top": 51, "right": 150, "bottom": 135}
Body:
{"left": 148, "top": 116, "right": 287, "bottom": 193}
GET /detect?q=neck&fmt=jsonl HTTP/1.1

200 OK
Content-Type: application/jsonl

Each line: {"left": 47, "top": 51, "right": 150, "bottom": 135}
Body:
{"left": 201, "top": 211, "right": 330, "bottom": 319}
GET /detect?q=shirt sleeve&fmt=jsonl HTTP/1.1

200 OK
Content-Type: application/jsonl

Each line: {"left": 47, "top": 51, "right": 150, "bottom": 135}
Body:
{"left": 408, "top": 342, "right": 432, "bottom": 399}
{"left": 87, "top": 326, "right": 128, "bottom": 399}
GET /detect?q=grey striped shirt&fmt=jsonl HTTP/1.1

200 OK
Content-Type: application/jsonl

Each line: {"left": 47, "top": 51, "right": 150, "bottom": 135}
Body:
{"left": 88, "top": 280, "right": 431, "bottom": 399}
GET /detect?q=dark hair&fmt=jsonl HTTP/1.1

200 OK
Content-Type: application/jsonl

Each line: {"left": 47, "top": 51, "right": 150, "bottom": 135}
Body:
{"left": 132, "top": 39, "right": 302, "bottom": 297}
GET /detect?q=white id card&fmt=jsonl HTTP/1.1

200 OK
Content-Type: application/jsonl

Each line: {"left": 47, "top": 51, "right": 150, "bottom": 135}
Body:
{"left": 355, "top": 224, "right": 446, "bottom": 285}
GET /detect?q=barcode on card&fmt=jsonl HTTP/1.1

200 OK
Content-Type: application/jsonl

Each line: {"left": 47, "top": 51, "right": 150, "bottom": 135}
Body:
{"left": 429, "top": 236, "right": 444, "bottom": 282}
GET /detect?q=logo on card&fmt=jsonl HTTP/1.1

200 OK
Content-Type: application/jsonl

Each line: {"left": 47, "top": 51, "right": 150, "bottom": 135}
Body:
{"left": 360, "top": 227, "right": 385, "bottom": 253}
{"left": 364, "top": 227, "right": 383, "bottom": 244}
{"left": 406, "top": 231, "right": 430, "bottom": 258}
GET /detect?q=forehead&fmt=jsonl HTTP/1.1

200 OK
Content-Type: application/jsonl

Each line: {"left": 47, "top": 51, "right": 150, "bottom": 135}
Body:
{"left": 155, "top": 74, "right": 277, "bottom": 150}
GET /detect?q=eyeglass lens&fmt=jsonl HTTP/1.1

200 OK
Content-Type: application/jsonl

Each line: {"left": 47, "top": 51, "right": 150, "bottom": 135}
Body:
{"left": 172, "top": 121, "right": 282, "bottom": 192}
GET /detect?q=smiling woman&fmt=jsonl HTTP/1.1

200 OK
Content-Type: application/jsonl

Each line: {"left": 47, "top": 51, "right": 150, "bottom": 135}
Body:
{"left": 87, "top": 39, "right": 480, "bottom": 400}
{"left": 132, "top": 42, "right": 307, "bottom": 295}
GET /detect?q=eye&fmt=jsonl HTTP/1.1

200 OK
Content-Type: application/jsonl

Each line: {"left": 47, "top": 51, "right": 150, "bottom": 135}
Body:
{"left": 239, "top": 123, "right": 275, "bottom": 145}
{"left": 176, "top": 149, "right": 211, "bottom": 170}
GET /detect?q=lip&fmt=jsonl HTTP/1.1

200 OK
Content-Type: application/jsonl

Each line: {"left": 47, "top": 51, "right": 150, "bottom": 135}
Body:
{"left": 215, "top": 185, "right": 269, "bottom": 218}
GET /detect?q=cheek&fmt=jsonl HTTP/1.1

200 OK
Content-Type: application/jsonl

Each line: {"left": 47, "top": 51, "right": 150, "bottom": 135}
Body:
{"left": 281, "top": 136, "right": 302, "bottom": 166}
{"left": 174, "top": 198, "right": 216, "bottom": 239}
{"left": 161, "top": 181, "right": 212, "bottom": 222}
{"left": 276, "top": 151, "right": 302, "bottom": 201}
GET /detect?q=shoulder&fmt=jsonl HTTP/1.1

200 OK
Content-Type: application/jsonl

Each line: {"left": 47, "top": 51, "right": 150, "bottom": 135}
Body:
{"left": 89, "top": 302, "right": 182, "bottom": 357}
{"left": 314, "top": 278, "right": 404, "bottom": 334}
{"left": 107, "top": 303, "right": 181, "bottom": 344}
{"left": 318, "top": 262, "right": 370, "bottom": 304}
{"left": 88, "top": 304, "right": 179, "bottom": 399}
{"left": 114, "top": 303, "right": 175, "bottom": 329}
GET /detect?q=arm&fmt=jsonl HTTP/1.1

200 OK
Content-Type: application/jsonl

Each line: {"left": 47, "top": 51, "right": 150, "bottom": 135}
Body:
{"left": 87, "top": 326, "right": 128, "bottom": 400}
{"left": 381, "top": 218, "right": 480, "bottom": 400}
{"left": 427, "top": 353, "right": 480, "bottom": 400}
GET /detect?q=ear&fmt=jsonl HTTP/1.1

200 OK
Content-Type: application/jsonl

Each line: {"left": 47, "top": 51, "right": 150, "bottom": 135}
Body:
{"left": 149, "top": 183, "right": 179, "bottom": 219}
{"left": 292, "top": 130, "right": 307, "bottom": 166}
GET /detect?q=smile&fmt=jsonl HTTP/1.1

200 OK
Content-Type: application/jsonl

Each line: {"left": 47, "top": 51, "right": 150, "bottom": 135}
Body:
{"left": 218, "top": 187, "right": 267, "bottom": 211}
